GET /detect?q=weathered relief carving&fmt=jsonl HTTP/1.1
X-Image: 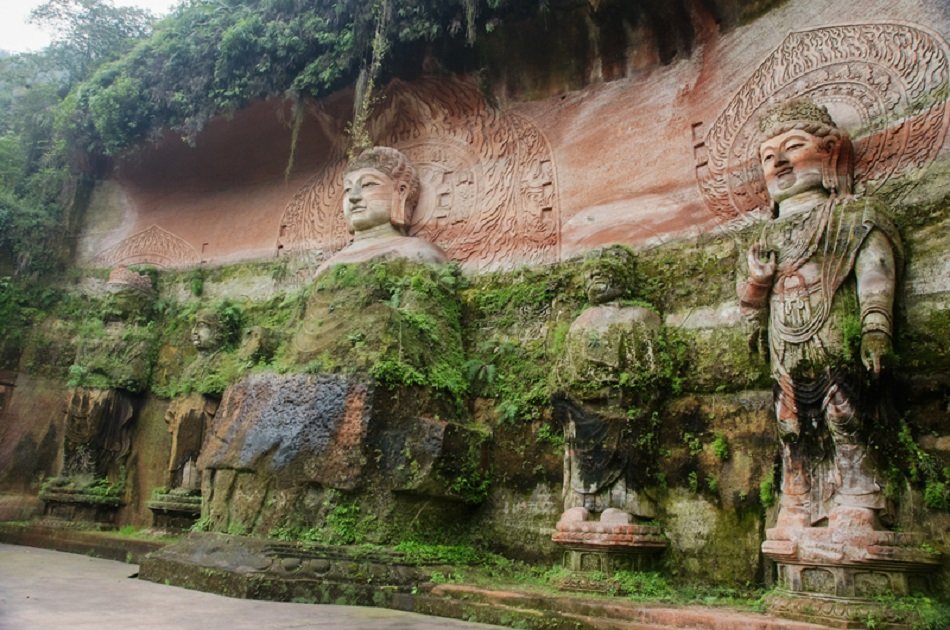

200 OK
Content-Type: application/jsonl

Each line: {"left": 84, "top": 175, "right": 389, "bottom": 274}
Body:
{"left": 163, "top": 394, "right": 218, "bottom": 491}
{"left": 551, "top": 246, "right": 666, "bottom": 563}
{"left": 313, "top": 146, "right": 446, "bottom": 276}
{"left": 61, "top": 387, "right": 135, "bottom": 479}
{"left": 191, "top": 308, "right": 226, "bottom": 353}
{"left": 698, "top": 23, "right": 950, "bottom": 222}
{"left": 277, "top": 77, "right": 560, "bottom": 272}
{"left": 736, "top": 98, "right": 939, "bottom": 610}
{"left": 94, "top": 224, "right": 201, "bottom": 268}
{"left": 72, "top": 267, "right": 156, "bottom": 392}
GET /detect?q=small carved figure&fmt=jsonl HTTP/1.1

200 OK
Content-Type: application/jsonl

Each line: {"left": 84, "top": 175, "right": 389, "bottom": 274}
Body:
{"left": 554, "top": 246, "right": 661, "bottom": 528}
{"left": 163, "top": 394, "right": 218, "bottom": 490}
{"left": 316, "top": 146, "right": 447, "bottom": 275}
{"left": 62, "top": 387, "right": 134, "bottom": 479}
{"left": 737, "top": 99, "right": 902, "bottom": 532}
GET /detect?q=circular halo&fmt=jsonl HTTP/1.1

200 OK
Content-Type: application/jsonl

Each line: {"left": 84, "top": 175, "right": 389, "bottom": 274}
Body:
{"left": 699, "top": 23, "right": 950, "bottom": 220}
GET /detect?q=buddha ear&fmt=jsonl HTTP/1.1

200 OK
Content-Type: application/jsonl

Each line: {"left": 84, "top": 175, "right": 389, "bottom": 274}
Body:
{"left": 821, "top": 136, "right": 840, "bottom": 194}
{"left": 390, "top": 182, "right": 410, "bottom": 233}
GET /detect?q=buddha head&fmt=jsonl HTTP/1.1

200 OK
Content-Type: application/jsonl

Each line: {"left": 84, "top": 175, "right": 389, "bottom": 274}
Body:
{"left": 103, "top": 266, "right": 155, "bottom": 322}
{"left": 757, "top": 98, "right": 854, "bottom": 211}
{"left": 191, "top": 309, "right": 223, "bottom": 352}
{"left": 581, "top": 245, "right": 636, "bottom": 306}
{"left": 342, "top": 147, "right": 420, "bottom": 235}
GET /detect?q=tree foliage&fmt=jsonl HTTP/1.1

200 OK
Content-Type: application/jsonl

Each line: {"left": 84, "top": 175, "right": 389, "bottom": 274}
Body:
{"left": 29, "top": 0, "right": 156, "bottom": 84}
{"left": 57, "top": 0, "right": 526, "bottom": 155}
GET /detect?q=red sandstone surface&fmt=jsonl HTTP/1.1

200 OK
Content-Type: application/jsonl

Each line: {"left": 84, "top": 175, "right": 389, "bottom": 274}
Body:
{"left": 75, "top": 0, "right": 950, "bottom": 271}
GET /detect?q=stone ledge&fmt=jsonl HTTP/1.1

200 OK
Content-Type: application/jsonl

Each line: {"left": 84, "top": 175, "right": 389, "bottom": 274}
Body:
{"left": 0, "top": 522, "right": 167, "bottom": 564}
{"left": 413, "top": 584, "right": 831, "bottom": 629}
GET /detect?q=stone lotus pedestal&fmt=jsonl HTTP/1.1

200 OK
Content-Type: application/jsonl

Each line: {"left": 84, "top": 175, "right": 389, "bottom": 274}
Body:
{"left": 552, "top": 507, "right": 666, "bottom": 590}
{"left": 763, "top": 515, "right": 941, "bottom": 628}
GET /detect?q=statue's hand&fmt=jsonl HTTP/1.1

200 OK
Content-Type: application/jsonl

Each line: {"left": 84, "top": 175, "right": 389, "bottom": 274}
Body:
{"left": 861, "top": 330, "right": 891, "bottom": 376}
{"left": 747, "top": 242, "right": 776, "bottom": 285}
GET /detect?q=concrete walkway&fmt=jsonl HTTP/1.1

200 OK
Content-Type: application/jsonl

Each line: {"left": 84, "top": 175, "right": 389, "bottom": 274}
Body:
{"left": 0, "top": 543, "right": 500, "bottom": 630}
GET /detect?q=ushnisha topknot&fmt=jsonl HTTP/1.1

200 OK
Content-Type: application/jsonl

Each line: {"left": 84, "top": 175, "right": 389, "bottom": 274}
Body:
{"left": 344, "top": 146, "right": 420, "bottom": 228}
{"left": 757, "top": 97, "right": 837, "bottom": 140}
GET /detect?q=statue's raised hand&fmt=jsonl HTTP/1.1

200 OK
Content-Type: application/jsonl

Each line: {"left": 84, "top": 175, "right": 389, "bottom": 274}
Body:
{"left": 861, "top": 330, "right": 890, "bottom": 376}
{"left": 747, "top": 241, "right": 776, "bottom": 285}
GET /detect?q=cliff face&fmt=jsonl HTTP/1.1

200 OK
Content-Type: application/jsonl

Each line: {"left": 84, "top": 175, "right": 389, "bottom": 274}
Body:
{"left": 1, "top": 0, "right": 949, "bottom": 597}
{"left": 74, "top": 0, "right": 950, "bottom": 273}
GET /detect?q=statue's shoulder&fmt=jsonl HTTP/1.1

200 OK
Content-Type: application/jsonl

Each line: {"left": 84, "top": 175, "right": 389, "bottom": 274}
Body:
{"left": 401, "top": 236, "right": 448, "bottom": 264}
{"left": 834, "top": 195, "right": 903, "bottom": 255}
{"left": 835, "top": 195, "right": 893, "bottom": 224}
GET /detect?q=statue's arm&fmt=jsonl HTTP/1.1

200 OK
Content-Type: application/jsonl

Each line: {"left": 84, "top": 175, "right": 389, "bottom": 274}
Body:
{"left": 855, "top": 229, "right": 897, "bottom": 375}
{"left": 736, "top": 239, "right": 775, "bottom": 355}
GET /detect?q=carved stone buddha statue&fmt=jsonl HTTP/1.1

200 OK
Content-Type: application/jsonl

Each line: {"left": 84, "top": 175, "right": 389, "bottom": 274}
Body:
{"left": 316, "top": 146, "right": 447, "bottom": 276}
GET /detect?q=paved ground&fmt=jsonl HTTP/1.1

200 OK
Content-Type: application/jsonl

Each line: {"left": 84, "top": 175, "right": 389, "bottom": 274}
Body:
{"left": 0, "top": 543, "right": 500, "bottom": 630}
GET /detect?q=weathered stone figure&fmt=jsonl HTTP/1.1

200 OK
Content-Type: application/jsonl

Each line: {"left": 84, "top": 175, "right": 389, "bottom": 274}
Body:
{"left": 191, "top": 308, "right": 224, "bottom": 353}
{"left": 62, "top": 387, "right": 135, "bottom": 479}
{"left": 316, "top": 146, "right": 447, "bottom": 276}
{"left": 163, "top": 394, "right": 218, "bottom": 490}
{"left": 555, "top": 246, "right": 660, "bottom": 522}
{"left": 737, "top": 98, "right": 902, "bottom": 533}
{"left": 552, "top": 246, "right": 666, "bottom": 566}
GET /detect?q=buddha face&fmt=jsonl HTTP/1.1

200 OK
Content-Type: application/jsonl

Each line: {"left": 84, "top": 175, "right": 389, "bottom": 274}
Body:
{"left": 191, "top": 320, "right": 218, "bottom": 351}
{"left": 584, "top": 247, "right": 634, "bottom": 305}
{"left": 342, "top": 167, "right": 402, "bottom": 233}
{"left": 759, "top": 129, "right": 828, "bottom": 203}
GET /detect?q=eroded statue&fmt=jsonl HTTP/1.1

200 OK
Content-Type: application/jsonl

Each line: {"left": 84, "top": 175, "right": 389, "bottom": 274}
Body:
{"left": 72, "top": 266, "right": 156, "bottom": 392}
{"left": 552, "top": 246, "right": 666, "bottom": 566}
{"left": 316, "top": 146, "right": 447, "bottom": 276}
{"left": 163, "top": 393, "right": 218, "bottom": 490}
{"left": 62, "top": 387, "right": 134, "bottom": 479}
{"left": 191, "top": 308, "right": 225, "bottom": 353}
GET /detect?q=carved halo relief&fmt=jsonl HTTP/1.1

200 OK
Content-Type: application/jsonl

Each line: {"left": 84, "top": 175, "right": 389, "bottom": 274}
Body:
{"left": 90, "top": 23, "right": 949, "bottom": 270}
{"left": 276, "top": 77, "right": 561, "bottom": 272}
{"left": 93, "top": 224, "right": 201, "bottom": 269}
{"left": 697, "top": 22, "right": 950, "bottom": 220}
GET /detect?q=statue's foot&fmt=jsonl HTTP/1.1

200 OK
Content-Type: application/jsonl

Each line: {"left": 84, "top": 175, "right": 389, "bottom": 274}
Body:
{"left": 556, "top": 507, "right": 589, "bottom": 528}
{"left": 776, "top": 495, "right": 811, "bottom": 527}
{"left": 767, "top": 503, "right": 811, "bottom": 542}
{"left": 599, "top": 508, "right": 633, "bottom": 525}
{"left": 828, "top": 504, "right": 880, "bottom": 531}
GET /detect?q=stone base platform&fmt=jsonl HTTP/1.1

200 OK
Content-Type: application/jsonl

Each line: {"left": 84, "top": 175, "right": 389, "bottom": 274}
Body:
{"left": 762, "top": 525, "right": 941, "bottom": 629}
{"left": 138, "top": 532, "right": 462, "bottom": 605}
{"left": 39, "top": 490, "right": 122, "bottom": 529}
{"left": 2, "top": 523, "right": 833, "bottom": 629}
{"left": 765, "top": 591, "right": 927, "bottom": 630}
{"left": 553, "top": 520, "right": 667, "bottom": 577}
{"left": 0, "top": 521, "right": 166, "bottom": 563}
{"left": 147, "top": 491, "right": 202, "bottom": 531}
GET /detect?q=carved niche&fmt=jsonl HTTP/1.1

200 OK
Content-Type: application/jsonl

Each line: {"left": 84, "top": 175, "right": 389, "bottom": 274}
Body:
{"left": 696, "top": 23, "right": 950, "bottom": 221}
{"left": 94, "top": 224, "right": 201, "bottom": 268}
{"left": 276, "top": 77, "right": 560, "bottom": 272}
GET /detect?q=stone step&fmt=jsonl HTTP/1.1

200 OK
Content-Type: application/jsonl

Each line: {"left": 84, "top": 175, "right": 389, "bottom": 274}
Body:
{"left": 425, "top": 584, "right": 831, "bottom": 630}
{"left": 409, "top": 592, "right": 671, "bottom": 630}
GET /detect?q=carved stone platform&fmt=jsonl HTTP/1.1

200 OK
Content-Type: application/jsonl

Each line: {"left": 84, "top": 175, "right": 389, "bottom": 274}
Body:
{"left": 139, "top": 532, "right": 468, "bottom": 605}
{"left": 553, "top": 521, "right": 667, "bottom": 576}
{"left": 39, "top": 488, "right": 122, "bottom": 529}
{"left": 763, "top": 526, "right": 941, "bottom": 628}
{"left": 147, "top": 490, "right": 202, "bottom": 531}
